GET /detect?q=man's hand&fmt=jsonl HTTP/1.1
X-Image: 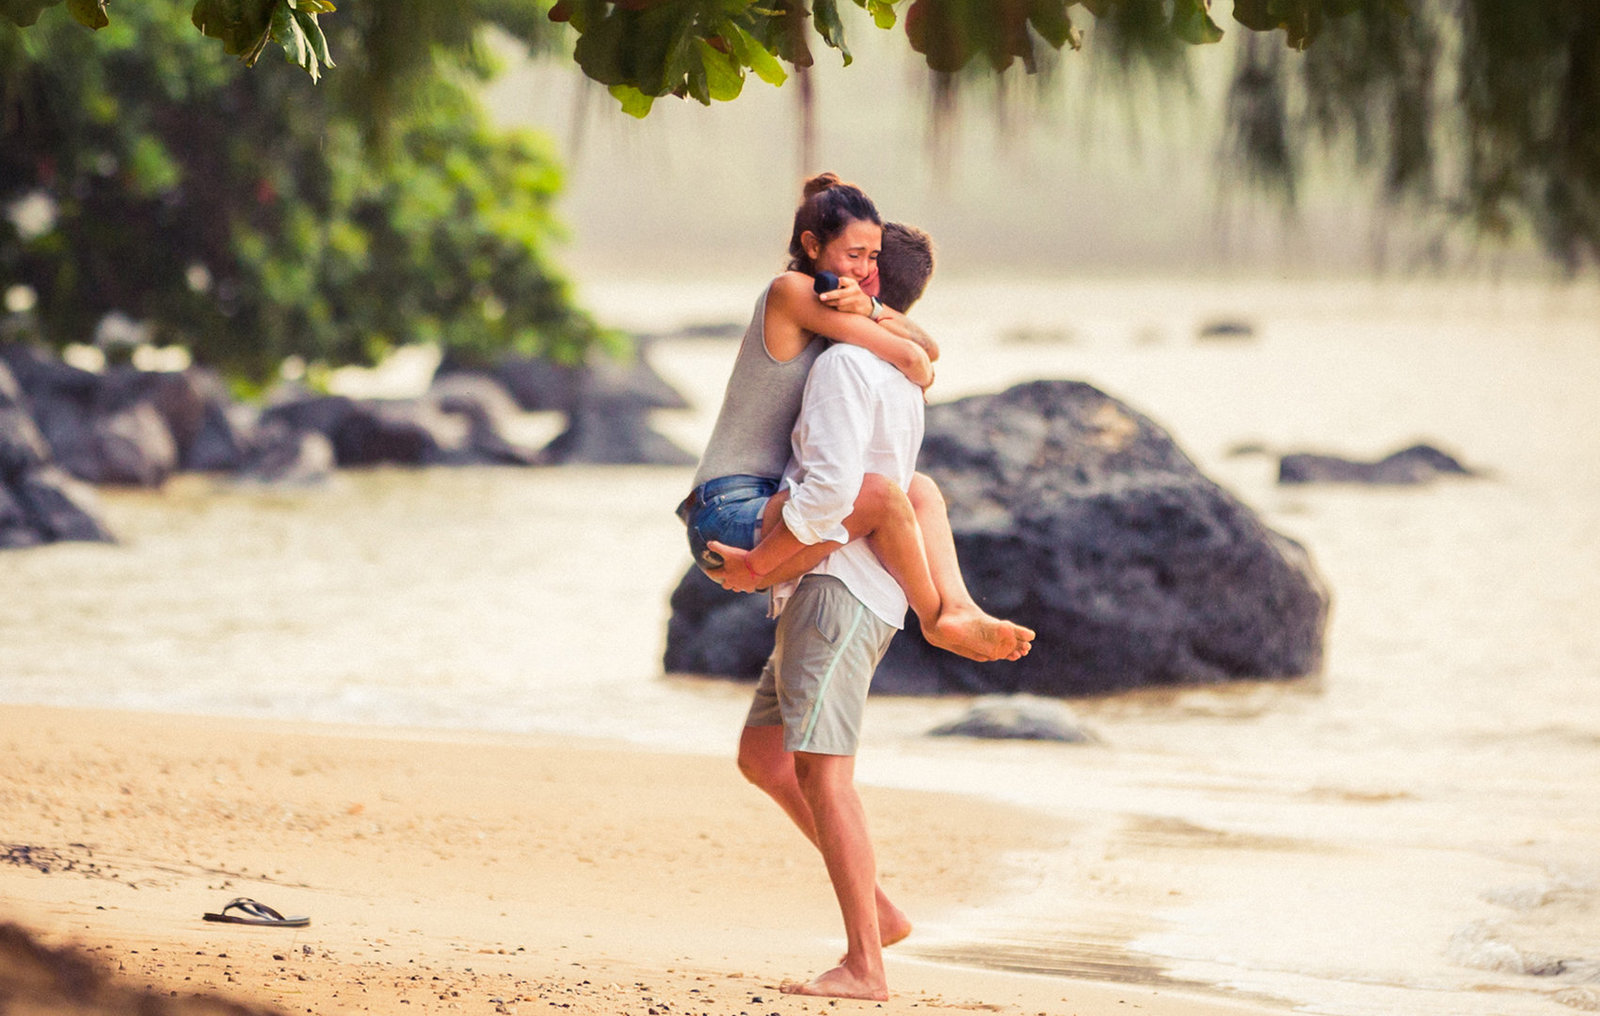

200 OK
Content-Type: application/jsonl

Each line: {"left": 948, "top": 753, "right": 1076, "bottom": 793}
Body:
{"left": 873, "top": 308, "right": 940, "bottom": 362}
{"left": 817, "top": 275, "right": 874, "bottom": 317}
{"left": 706, "top": 541, "right": 763, "bottom": 593}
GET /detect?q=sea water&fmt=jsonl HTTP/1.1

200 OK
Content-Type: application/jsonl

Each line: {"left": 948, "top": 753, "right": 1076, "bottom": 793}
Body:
{"left": 3, "top": 275, "right": 1598, "bottom": 1015}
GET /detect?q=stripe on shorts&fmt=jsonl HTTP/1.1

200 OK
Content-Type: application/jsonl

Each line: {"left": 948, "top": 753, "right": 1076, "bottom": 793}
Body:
{"left": 796, "top": 597, "right": 869, "bottom": 753}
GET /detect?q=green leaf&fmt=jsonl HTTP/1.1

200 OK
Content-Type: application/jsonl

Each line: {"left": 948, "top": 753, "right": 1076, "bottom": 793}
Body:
{"left": 812, "top": 0, "right": 852, "bottom": 65}
{"left": 1, "top": 0, "right": 60, "bottom": 27}
{"left": 572, "top": 6, "right": 627, "bottom": 85}
{"left": 609, "top": 83, "right": 656, "bottom": 117}
{"left": 1028, "top": 0, "right": 1074, "bottom": 50}
{"left": 191, "top": 0, "right": 275, "bottom": 61}
{"left": 867, "top": 0, "right": 895, "bottom": 30}
{"left": 1171, "top": 0, "right": 1222, "bottom": 44}
{"left": 695, "top": 38, "right": 744, "bottom": 101}
{"left": 292, "top": 7, "right": 334, "bottom": 71}
{"left": 271, "top": 0, "right": 313, "bottom": 76}
{"left": 727, "top": 22, "right": 787, "bottom": 86}
{"left": 65, "top": 0, "right": 107, "bottom": 29}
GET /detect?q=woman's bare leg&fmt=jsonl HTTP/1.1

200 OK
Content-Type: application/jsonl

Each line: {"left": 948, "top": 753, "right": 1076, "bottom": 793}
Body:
{"left": 908, "top": 473, "right": 1035, "bottom": 661}
{"left": 710, "top": 477, "right": 1022, "bottom": 662}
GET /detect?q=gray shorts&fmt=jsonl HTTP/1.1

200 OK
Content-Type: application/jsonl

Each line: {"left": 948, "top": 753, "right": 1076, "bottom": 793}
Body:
{"left": 745, "top": 575, "right": 897, "bottom": 756}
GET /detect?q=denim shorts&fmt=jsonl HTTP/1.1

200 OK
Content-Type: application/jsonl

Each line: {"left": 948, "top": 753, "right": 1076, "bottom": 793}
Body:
{"left": 676, "top": 474, "right": 779, "bottom": 572}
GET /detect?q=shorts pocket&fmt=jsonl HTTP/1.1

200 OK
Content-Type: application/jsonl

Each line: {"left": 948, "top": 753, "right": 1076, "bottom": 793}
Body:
{"left": 810, "top": 586, "right": 862, "bottom": 647}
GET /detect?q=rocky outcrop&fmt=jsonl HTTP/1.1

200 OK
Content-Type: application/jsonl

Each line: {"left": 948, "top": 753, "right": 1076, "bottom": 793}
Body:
{"left": 1, "top": 334, "right": 695, "bottom": 550}
{"left": 0, "top": 360, "right": 114, "bottom": 548}
{"left": 234, "top": 421, "right": 337, "bottom": 486}
{"left": 440, "top": 341, "right": 694, "bottom": 466}
{"left": 0, "top": 345, "right": 240, "bottom": 487}
{"left": 1278, "top": 443, "right": 1478, "bottom": 485}
{"left": 663, "top": 380, "right": 1330, "bottom": 697}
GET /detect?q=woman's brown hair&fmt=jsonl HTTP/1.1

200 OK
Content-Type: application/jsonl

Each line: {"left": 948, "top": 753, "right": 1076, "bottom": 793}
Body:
{"left": 786, "top": 172, "right": 882, "bottom": 274}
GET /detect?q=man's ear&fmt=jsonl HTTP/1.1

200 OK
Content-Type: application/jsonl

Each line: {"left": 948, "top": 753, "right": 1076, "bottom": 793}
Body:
{"left": 800, "top": 230, "right": 821, "bottom": 260}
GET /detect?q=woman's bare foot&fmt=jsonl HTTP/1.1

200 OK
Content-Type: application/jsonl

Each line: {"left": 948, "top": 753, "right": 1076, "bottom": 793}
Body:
{"left": 780, "top": 964, "right": 889, "bottom": 1001}
{"left": 924, "top": 605, "right": 1035, "bottom": 662}
{"left": 880, "top": 903, "right": 913, "bottom": 948}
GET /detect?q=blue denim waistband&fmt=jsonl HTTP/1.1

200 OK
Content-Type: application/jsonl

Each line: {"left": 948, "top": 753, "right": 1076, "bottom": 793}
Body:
{"left": 694, "top": 473, "right": 778, "bottom": 500}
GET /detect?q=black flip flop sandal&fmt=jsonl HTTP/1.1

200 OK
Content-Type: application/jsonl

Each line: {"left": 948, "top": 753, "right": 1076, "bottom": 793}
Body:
{"left": 202, "top": 897, "right": 310, "bottom": 928}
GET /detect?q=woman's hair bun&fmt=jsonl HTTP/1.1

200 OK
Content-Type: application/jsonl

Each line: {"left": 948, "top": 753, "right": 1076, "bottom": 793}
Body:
{"left": 802, "top": 172, "right": 842, "bottom": 200}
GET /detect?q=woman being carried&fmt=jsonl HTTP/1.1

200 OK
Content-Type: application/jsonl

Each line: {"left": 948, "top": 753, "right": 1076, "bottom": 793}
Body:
{"left": 677, "top": 173, "right": 1032, "bottom": 663}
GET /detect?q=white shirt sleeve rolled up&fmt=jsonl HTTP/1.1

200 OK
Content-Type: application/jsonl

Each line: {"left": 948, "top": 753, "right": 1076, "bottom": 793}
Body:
{"left": 779, "top": 352, "right": 873, "bottom": 547}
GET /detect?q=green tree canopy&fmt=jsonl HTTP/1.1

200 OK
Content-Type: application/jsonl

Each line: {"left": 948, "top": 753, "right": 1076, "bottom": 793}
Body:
{"left": 4, "top": 0, "right": 1597, "bottom": 377}
{"left": 2, "top": 0, "right": 611, "bottom": 381}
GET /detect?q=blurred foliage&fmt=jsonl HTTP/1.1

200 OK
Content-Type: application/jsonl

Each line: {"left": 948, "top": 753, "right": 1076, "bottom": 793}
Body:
{"left": 3, "top": 0, "right": 336, "bottom": 78}
{"left": 5, "top": 0, "right": 1598, "bottom": 286}
{"left": 1228, "top": 0, "right": 1600, "bottom": 271}
{"left": 548, "top": 0, "right": 1384, "bottom": 117}
{"left": 1, "top": 0, "right": 610, "bottom": 380}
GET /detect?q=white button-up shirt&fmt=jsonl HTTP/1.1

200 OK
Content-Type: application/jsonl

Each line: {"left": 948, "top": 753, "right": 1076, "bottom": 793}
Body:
{"left": 775, "top": 343, "right": 925, "bottom": 628}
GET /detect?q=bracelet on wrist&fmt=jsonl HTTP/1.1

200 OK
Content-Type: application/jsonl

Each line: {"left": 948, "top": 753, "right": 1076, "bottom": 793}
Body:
{"left": 869, "top": 297, "right": 884, "bottom": 321}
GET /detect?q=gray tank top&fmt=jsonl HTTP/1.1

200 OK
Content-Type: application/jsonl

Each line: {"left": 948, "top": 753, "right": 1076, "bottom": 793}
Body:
{"left": 691, "top": 282, "right": 824, "bottom": 488}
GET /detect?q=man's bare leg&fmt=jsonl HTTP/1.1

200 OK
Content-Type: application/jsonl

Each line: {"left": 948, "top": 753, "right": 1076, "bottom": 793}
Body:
{"left": 781, "top": 750, "right": 888, "bottom": 1001}
{"left": 908, "top": 472, "right": 1035, "bottom": 661}
{"left": 737, "top": 725, "right": 911, "bottom": 948}
{"left": 708, "top": 478, "right": 1020, "bottom": 662}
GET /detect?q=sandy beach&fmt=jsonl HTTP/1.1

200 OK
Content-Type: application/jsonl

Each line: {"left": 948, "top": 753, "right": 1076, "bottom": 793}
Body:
{"left": 0, "top": 704, "right": 1286, "bottom": 1016}
{"left": 5, "top": 275, "right": 1599, "bottom": 1016}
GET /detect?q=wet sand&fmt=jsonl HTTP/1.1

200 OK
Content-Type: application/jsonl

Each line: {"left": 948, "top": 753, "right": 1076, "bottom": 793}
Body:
{"left": 0, "top": 704, "right": 1288, "bottom": 1016}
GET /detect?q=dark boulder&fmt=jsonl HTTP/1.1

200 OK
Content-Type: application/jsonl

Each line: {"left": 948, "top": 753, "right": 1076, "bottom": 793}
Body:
{"left": 484, "top": 357, "right": 582, "bottom": 413}
{"left": 262, "top": 395, "right": 446, "bottom": 467}
{"left": 663, "top": 380, "right": 1329, "bottom": 697}
{"left": 928, "top": 695, "right": 1100, "bottom": 742}
{"left": 1197, "top": 318, "right": 1257, "bottom": 341}
{"left": 542, "top": 407, "right": 695, "bottom": 466}
{"left": 328, "top": 399, "right": 460, "bottom": 466}
{"left": 0, "top": 365, "right": 51, "bottom": 482}
{"left": 87, "top": 401, "right": 179, "bottom": 486}
{"left": 446, "top": 339, "right": 691, "bottom": 416}
{"left": 541, "top": 340, "right": 696, "bottom": 464}
{"left": 236, "top": 421, "right": 336, "bottom": 485}
{"left": 0, "top": 484, "right": 42, "bottom": 548}
{"left": 426, "top": 374, "right": 543, "bottom": 465}
{"left": 11, "top": 465, "right": 114, "bottom": 543}
{"left": 439, "top": 341, "right": 693, "bottom": 465}
{"left": 1278, "top": 443, "right": 1479, "bottom": 485}
{"left": 662, "top": 567, "right": 774, "bottom": 678}
{"left": 0, "top": 349, "right": 186, "bottom": 487}
{"left": 262, "top": 387, "right": 542, "bottom": 468}
{"left": 580, "top": 339, "right": 691, "bottom": 412}
{"left": 1, "top": 359, "right": 116, "bottom": 546}
{"left": 98, "top": 367, "right": 209, "bottom": 459}
{"left": 184, "top": 400, "right": 259, "bottom": 472}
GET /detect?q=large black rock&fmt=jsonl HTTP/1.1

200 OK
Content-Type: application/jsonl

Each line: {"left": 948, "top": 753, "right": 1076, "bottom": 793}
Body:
{"left": 663, "top": 380, "right": 1329, "bottom": 697}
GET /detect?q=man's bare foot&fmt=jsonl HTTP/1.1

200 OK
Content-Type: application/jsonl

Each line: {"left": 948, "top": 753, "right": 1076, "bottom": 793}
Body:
{"left": 780, "top": 964, "right": 889, "bottom": 1001}
{"left": 924, "top": 605, "right": 1035, "bottom": 662}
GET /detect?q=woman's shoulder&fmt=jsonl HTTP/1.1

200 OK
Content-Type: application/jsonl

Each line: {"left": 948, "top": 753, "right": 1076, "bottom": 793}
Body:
{"left": 767, "top": 270, "right": 814, "bottom": 302}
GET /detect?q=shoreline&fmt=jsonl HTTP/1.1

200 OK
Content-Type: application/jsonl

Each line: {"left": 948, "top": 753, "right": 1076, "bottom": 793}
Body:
{"left": 1, "top": 703, "right": 1290, "bottom": 1016}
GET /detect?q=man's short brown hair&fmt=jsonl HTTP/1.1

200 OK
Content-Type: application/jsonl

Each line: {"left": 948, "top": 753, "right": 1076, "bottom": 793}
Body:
{"left": 877, "top": 221, "right": 934, "bottom": 313}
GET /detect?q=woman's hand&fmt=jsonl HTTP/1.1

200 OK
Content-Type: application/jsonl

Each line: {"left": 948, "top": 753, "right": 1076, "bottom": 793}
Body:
{"left": 817, "top": 275, "right": 875, "bottom": 317}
